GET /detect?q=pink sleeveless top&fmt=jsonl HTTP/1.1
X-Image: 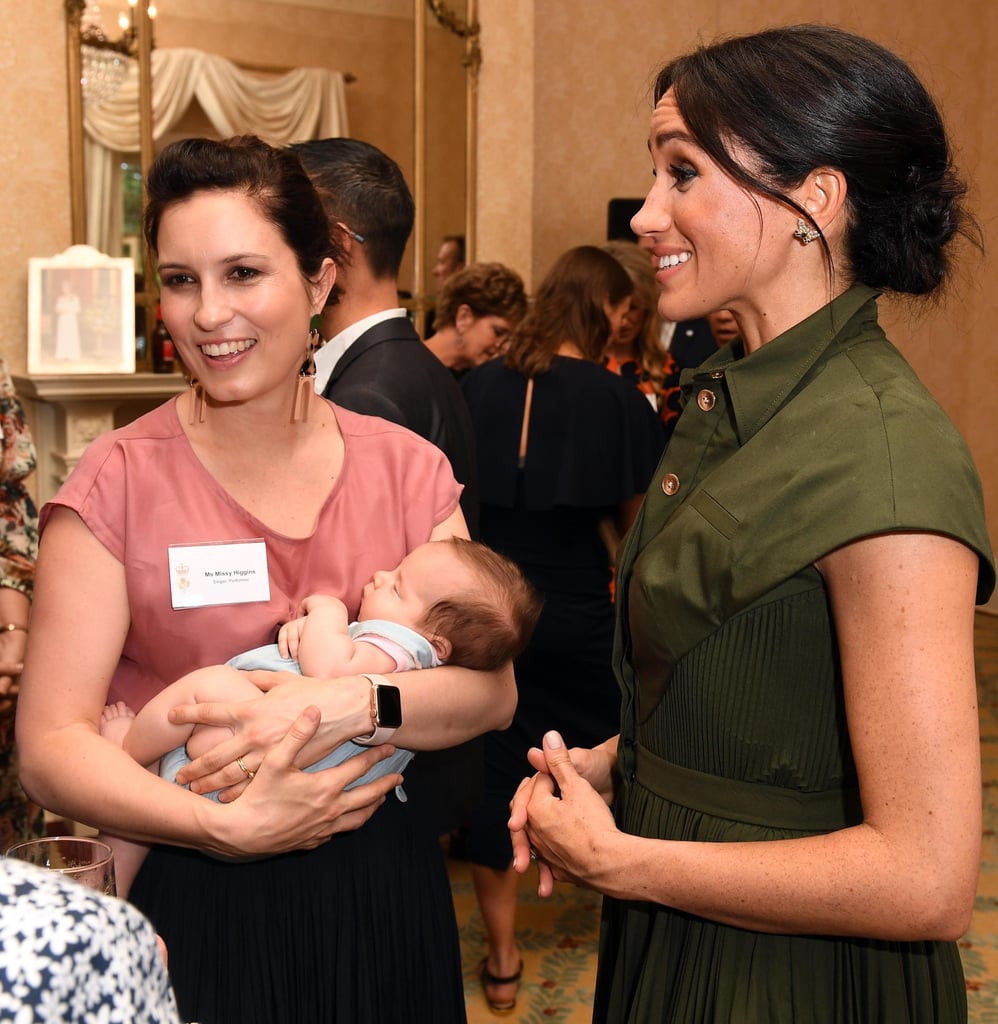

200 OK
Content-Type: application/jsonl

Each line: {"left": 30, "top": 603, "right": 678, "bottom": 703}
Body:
{"left": 42, "top": 399, "right": 462, "bottom": 710}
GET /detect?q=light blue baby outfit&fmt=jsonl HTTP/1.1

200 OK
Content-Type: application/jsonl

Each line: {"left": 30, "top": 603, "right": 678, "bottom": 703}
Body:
{"left": 159, "top": 619, "right": 441, "bottom": 801}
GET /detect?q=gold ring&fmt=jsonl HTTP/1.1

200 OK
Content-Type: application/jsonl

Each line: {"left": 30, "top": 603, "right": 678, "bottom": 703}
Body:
{"left": 236, "top": 756, "right": 255, "bottom": 781}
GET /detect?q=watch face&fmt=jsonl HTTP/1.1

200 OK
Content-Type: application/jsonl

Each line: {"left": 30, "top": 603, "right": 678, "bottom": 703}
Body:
{"left": 375, "top": 685, "right": 403, "bottom": 729}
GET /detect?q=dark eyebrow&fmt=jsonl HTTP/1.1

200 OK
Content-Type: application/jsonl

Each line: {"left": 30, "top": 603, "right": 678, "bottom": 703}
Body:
{"left": 224, "top": 253, "right": 268, "bottom": 265}
{"left": 157, "top": 252, "right": 268, "bottom": 273}
{"left": 648, "top": 129, "right": 699, "bottom": 153}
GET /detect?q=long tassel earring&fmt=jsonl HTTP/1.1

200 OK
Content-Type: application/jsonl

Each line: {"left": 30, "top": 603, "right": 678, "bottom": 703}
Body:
{"left": 292, "top": 329, "right": 320, "bottom": 424}
{"left": 188, "top": 378, "right": 207, "bottom": 425}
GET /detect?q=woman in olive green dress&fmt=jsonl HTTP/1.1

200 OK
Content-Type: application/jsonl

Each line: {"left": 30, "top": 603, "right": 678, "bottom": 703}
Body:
{"left": 510, "top": 24, "right": 994, "bottom": 1024}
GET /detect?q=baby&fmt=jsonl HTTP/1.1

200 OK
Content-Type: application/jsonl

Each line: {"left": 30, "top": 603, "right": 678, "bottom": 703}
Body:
{"left": 101, "top": 537, "right": 541, "bottom": 894}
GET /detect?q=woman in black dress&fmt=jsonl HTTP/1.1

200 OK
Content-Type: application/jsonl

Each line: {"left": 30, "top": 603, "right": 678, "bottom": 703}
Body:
{"left": 461, "top": 245, "right": 663, "bottom": 1014}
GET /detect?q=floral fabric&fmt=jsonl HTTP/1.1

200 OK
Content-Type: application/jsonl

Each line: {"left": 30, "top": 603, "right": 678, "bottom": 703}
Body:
{"left": 604, "top": 352, "right": 684, "bottom": 439}
{"left": 0, "top": 856, "right": 181, "bottom": 1022}
{"left": 0, "top": 356, "right": 42, "bottom": 851}
{"left": 0, "top": 356, "right": 38, "bottom": 597}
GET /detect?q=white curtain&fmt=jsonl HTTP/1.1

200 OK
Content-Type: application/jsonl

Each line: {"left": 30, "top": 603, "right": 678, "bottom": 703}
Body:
{"left": 83, "top": 48, "right": 349, "bottom": 254}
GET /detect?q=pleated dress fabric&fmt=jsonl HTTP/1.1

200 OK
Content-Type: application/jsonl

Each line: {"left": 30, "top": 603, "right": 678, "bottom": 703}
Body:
{"left": 595, "top": 287, "right": 996, "bottom": 1023}
{"left": 597, "top": 581, "right": 968, "bottom": 1023}
{"left": 131, "top": 797, "right": 465, "bottom": 1024}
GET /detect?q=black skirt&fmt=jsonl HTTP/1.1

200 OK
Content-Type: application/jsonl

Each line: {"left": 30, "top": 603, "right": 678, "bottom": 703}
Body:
{"left": 130, "top": 793, "right": 466, "bottom": 1024}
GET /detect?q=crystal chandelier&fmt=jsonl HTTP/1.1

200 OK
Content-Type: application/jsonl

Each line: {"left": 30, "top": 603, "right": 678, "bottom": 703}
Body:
{"left": 80, "top": 1, "right": 157, "bottom": 107}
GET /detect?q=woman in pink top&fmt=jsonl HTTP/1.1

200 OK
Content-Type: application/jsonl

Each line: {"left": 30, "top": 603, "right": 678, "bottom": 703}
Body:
{"left": 17, "top": 136, "right": 516, "bottom": 1024}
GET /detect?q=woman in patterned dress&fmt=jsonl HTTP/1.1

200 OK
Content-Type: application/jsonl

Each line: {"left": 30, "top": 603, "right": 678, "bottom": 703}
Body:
{"left": 0, "top": 356, "right": 43, "bottom": 852}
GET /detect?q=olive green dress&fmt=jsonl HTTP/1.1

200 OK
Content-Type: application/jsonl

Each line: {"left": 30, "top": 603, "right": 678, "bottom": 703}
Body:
{"left": 596, "top": 286, "right": 996, "bottom": 1023}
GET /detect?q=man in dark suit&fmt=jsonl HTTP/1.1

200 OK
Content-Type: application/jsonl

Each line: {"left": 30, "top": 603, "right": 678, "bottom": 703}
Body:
{"left": 291, "top": 138, "right": 479, "bottom": 538}
{"left": 291, "top": 138, "right": 481, "bottom": 837}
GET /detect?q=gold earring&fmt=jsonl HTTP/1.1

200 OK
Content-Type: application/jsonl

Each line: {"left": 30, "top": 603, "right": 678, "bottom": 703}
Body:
{"left": 794, "top": 217, "right": 820, "bottom": 245}
{"left": 187, "top": 378, "right": 206, "bottom": 425}
{"left": 292, "top": 328, "right": 320, "bottom": 423}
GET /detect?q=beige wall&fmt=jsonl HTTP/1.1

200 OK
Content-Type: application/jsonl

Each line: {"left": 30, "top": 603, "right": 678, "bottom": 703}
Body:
{"left": 1, "top": 4, "right": 70, "bottom": 376}
{"left": 5, "top": 1, "right": 466, "bottom": 342}
{"left": 118, "top": 0, "right": 466, "bottom": 289}
{"left": 149, "top": 0, "right": 416, "bottom": 171}
{"left": 477, "top": 0, "right": 998, "bottom": 605}
{"left": 5, "top": 2, "right": 998, "bottom": 594}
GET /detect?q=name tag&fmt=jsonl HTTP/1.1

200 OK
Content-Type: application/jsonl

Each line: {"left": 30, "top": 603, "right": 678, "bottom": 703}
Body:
{"left": 168, "top": 540, "right": 271, "bottom": 610}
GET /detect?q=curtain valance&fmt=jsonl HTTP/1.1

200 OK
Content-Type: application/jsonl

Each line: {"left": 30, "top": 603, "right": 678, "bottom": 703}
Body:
{"left": 83, "top": 48, "right": 349, "bottom": 253}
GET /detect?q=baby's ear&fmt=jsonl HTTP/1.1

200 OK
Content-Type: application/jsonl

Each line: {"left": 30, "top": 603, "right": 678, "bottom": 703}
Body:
{"left": 429, "top": 633, "right": 452, "bottom": 663}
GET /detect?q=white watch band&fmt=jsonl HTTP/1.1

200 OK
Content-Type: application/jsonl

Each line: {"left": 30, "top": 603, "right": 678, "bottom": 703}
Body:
{"left": 353, "top": 673, "right": 398, "bottom": 746}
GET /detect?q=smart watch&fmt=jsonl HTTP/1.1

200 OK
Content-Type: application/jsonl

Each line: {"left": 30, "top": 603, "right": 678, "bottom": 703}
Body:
{"left": 353, "top": 673, "right": 403, "bottom": 746}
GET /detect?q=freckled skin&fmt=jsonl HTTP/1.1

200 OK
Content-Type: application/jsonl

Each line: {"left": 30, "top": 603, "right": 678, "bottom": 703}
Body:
{"left": 630, "top": 90, "right": 808, "bottom": 352}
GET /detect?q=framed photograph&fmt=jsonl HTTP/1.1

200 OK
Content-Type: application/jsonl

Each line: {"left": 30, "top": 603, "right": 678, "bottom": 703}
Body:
{"left": 27, "top": 245, "right": 135, "bottom": 375}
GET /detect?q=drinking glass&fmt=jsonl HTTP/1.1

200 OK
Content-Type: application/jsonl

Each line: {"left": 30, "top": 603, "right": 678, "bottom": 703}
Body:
{"left": 6, "top": 835, "right": 117, "bottom": 896}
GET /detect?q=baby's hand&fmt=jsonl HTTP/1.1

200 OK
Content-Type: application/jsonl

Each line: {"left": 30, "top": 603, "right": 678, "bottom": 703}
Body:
{"left": 278, "top": 617, "right": 307, "bottom": 660}
{"left": 279, "top": 594, "right": 350, "bottom": 659}
{"left": 298, "top": 594, "right": 349, "bottom": 617}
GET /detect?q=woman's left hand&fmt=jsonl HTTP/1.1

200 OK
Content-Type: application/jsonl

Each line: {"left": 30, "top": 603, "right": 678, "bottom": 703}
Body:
{"left": 517, "top": 731, "right": 620, "bottom": 897}
{"left": 171, "top": 670, "right": 369, "bottom": 795}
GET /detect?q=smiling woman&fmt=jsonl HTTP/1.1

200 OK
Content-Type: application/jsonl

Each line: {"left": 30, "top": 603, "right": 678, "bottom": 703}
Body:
{"left": 17, "top": 135, "right": 515, "bottom": 1024}
{"left": 154, "top": 207, "right": 328, "bottom": 423}
{"left": 142, "top": 138, "right": 341, "bottom": 441}
{"left": 631, "top": 87, "right": 822, "bottom": 352}
{"left": 510, "top": 25, "right": 995, "bottom": 1024}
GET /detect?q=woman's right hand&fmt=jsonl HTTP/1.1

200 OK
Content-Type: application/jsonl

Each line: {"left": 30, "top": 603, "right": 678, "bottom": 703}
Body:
{"left": 201, "top": 705, "right": 402, "bottom": 857}
{"left": 509, "top": 734, "right": 619, "bottom": 881}
{"left": 524, "top": 736, "right": 619, "bottom": 803}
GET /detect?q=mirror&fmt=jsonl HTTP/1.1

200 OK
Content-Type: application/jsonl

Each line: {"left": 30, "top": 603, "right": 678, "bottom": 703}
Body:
{"left": 417, "top": 0, "right": 479, "bottom": 330}
{"left": 64, "top": 0, "right": 479, "bottom": 367}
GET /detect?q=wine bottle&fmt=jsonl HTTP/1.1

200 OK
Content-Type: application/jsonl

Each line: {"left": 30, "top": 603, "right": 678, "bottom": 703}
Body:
{"left": 152, "top": 303, "right": 175, "bottom": 373}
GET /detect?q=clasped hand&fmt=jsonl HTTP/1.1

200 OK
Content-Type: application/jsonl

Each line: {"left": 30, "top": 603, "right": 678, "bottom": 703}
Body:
{"left": 165, "top": 672, "right": 399, "bottom": 856}
{"left": 170, "top": 670, "right": 358, "bottom": 794}
{"left": 508, "top": 731, "right": 619, "bottom": 898}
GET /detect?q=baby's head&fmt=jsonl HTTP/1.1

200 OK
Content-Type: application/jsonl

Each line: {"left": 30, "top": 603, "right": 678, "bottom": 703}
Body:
{"left": 358, "top": 538, "right": 542, "bottom": 670}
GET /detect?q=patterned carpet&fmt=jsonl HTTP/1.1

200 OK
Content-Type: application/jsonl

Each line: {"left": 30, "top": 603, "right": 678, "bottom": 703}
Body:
{"left": 450, "top": 611, "right": 998, "bottom": 1022}
{"left": 450, "top": 862, "right": 599, "bottom": 1023}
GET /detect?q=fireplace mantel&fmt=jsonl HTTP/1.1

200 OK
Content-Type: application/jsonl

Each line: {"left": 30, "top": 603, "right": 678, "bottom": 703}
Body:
{"left": 13, "top": 373, "right": 185, "bottom": 504}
